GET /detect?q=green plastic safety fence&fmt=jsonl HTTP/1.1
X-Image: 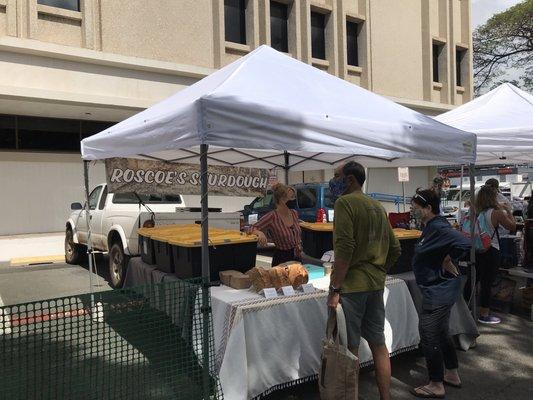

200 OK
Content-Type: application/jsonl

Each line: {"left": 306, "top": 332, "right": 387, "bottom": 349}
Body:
{"left": 0, "top": 279, "right": 222, "bottom": 400}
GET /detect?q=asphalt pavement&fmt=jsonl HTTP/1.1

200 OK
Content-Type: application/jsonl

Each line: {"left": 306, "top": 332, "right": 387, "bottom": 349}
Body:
{"left": 1, "top": 256, "right": 532, "bottom": 400}
{"left": 266, "top": 312, "right": 533, "bottom": 400}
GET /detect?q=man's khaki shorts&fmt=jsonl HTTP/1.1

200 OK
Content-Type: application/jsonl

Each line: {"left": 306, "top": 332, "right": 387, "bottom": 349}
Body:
{"left": 341, "top": 289, "right": 386, "bottom": 349}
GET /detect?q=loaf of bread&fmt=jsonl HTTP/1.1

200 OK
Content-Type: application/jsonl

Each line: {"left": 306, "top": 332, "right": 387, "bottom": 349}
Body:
{"left": 219, "top": 270, "right": 252, "bottom": 289}
{"left": 268, "top": 266, "right": 291, "bottom": 289}
{"left": 247, "top": 267, "right": 273, "bottom": 292}
{"left": 287, "top": 263, "right": 309, "bottom": 288}
{"left": 229, "top": 273, "right": 252, "bottom": 289}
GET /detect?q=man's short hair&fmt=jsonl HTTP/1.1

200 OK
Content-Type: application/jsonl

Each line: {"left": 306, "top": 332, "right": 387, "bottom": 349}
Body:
{"left": 433, "top": 175, "right": 444, "bottom": 185}
{"left": 343, "top": 161, "right": 366, "bottom": 187}
{"left": 485, "top": 178, "right": 499, "bottom": 189}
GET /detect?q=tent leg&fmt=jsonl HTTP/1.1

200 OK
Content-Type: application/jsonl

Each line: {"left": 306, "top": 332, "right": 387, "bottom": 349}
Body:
{"left": 200, "top": 143, "right": 211, "bottom": 398}
{"left": 83, "top": 161, "right": 95, "bottom": 307}
{"left": 468, "top": 163, "right": 477, "bottom": 318}
{"left": 284, "top": 151, "right": 290, "bottom": 185}
{"left": 458, "top": 165, "right": 464, "bottom": 223}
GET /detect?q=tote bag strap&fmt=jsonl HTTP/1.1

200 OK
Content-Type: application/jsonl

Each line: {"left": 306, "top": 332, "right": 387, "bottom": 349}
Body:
{"left": 326, "top": 305, "right": 349, "bottom": 347}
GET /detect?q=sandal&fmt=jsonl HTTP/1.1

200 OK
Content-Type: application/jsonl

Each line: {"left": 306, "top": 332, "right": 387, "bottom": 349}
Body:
{"left": 410, "top": 386, "right": 445, "bottom": 399}
{"left": 444, "top": 379, "right": 462, "bottom": 388}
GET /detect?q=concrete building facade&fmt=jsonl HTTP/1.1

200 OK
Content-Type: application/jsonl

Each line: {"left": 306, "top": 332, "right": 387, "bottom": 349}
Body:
{"left": 0, "top": 0, "right": 473, "bottom": 235}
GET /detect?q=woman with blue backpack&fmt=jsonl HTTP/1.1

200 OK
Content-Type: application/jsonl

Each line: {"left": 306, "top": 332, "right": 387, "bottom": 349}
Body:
{"left": 469, "top": 185, "right": 516, "bottom": 324}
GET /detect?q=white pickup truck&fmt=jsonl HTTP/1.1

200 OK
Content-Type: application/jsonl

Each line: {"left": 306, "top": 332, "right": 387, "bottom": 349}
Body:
{"left": 65, "top": 183, "right": 242, "bottom": 287}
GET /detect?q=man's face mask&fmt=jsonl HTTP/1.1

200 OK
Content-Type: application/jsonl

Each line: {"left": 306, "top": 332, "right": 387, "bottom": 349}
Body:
{"left": 329, "top": 176, "right": 348, "bottom": 199}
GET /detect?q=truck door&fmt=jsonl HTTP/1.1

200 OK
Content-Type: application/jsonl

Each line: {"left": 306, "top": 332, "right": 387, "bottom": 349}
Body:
{"left": 77, "top": 185, "right": 104, "bottom": 245}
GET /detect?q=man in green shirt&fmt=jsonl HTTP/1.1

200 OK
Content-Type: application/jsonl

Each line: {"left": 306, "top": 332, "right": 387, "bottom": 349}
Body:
{"left": 327, "top": 161, "right": 401, "bottom": 400}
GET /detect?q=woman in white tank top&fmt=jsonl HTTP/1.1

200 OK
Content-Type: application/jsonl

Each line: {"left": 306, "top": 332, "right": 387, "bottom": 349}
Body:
{"left": 474, "top": 187, "right": 515, "bottom": 324}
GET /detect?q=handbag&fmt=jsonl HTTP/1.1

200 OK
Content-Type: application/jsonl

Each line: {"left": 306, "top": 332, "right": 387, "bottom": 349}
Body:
{"left": 319, "top": 306, "right": 359, "bottom": 400}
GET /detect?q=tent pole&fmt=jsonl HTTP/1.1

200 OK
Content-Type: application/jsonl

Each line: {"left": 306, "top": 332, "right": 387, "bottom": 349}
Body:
{"left": 458, "top": 165, "right": 464, "bottom": 223}
{"left": 468, "top": 163, "right": 477, "bottom": 318}
{"left": 284, "top": 151, "right": 290, "bottom": 184}
{"left": 83, "top": 161, "right": 95, "bottom": 307}
{"left": 200, "top": 143, "right": 211, "bottom": 398}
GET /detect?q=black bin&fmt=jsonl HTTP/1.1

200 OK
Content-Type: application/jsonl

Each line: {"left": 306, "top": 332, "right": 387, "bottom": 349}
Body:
{"left": 153, "top": 238, "right": 174, "bottom": 273}
{"left": 301, "top": 224, "right": 333, "bottom": 259}
{"left": 139, "top": 233, "right": 156, "bottom": 265}
{"left": 171, "top": 237, "right": 257, "bottom": 282}
{"left": 388, "top": 238, "right": 416, "bottom": 275}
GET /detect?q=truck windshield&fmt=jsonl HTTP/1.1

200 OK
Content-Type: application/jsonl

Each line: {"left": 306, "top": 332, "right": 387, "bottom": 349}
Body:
{"left": 112, "top": 193, "right": 182, "bottom": 204}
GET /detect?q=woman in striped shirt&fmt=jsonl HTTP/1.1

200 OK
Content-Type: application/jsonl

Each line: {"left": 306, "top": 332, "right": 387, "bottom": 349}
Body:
{"left": 252, "top": 184, "right": 302, "bottom": 266}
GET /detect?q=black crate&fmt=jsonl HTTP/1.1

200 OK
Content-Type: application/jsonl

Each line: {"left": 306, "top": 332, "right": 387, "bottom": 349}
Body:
{"left": 301, "top": 228, "right": 333, "bottom": 259}
{"left": 139, "top": 234, "right": 156, "bottom": 265}
{"left": 153, "top": 239, "right": 174, "bottom": 273}
{"left": 172, "top": 241, "right": 257, "bottom": 282}
{"left": 388, "top": 238, "right": 416, "bottom": 275}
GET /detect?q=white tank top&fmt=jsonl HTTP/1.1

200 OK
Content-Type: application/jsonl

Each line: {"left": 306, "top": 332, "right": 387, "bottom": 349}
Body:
{"left": 483, "top": 208, "right": 500, "bottom": 250}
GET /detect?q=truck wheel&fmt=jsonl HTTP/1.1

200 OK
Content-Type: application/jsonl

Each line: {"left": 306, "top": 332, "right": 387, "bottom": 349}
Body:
{"left": 109, "top": 242, "right": 129, "bottom": 288}
{"left": 65, "top": 228, "right": 86, "bottom": 265}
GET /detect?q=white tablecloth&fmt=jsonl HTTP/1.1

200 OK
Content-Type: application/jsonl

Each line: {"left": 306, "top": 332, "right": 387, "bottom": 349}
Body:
{"left": 212, "top": 276, "right": 419, "bottom": 400}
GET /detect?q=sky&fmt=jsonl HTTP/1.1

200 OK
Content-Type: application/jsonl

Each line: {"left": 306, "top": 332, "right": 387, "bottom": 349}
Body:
{"left": 471, "top": 0, "right": 523, "bottom": 28}
{"left": 471, "top": 0, "right": 524, "bottom": 88}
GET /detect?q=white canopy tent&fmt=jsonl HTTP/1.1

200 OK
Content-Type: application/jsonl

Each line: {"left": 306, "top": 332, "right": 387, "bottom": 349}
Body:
{"left": 80, "top": 45, "right": 477, "bottom": 395}
{"left": 82, "top": 45, "right": 476, "bottom": 169}
{"left": 436, "top": 83, "right": 533, "bottom": 165}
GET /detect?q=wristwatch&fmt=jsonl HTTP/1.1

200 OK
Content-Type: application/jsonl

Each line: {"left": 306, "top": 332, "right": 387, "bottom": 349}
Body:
{"left": 329, "top": 285, "right": 342, "bottom": 294}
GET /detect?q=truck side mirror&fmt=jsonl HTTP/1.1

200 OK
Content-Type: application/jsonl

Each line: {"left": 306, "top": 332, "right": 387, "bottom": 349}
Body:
{"left": 71, "top": 202, "right": 83, "bottom": 210}
{"left": 244, "top": 205, "right": 252, "bottom": 213}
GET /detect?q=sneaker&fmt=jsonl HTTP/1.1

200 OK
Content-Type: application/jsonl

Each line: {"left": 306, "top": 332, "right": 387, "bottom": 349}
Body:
{"left": 478, "top": 315, "right": 501, "bottom": 324}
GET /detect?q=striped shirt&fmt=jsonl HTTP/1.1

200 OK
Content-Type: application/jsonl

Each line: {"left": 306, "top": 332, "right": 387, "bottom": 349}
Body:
{"left": 253, "top": 210, "right": 302, "bottom": 256}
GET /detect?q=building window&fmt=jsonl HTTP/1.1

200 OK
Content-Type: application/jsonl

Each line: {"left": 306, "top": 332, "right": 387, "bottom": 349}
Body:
{"left": 456, "top": 48, "right": 467, "bottom": 87}
{"left": 0, "top": 115, "right": 113, "bottom": 153}
{"left": 432, "top": 42, "right": 444, "bottom": 83}
{"left": 37, "top": 0, "right": 80, "bottom": 12}
{"left": 311, "top": 12, "right": 326, "bottom": 60}
{"left": 18, "top": 117, "right": 81, "bottom": 152}
{"left": 346, "top": 20, "right": 360, "bottom": 67}
{"left": 0, "top": 115, "right": 16, "bottom": 150}
{"left": 270, "top": 1, "right": 289, "bottom": 53}
{"left": 225, "top": 0, "right": 247, "bottom": 45}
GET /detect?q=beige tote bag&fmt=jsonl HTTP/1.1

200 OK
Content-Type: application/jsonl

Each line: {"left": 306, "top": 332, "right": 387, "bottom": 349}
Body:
{"left": 319, "top": 305, "right": 359, "bottom": 400}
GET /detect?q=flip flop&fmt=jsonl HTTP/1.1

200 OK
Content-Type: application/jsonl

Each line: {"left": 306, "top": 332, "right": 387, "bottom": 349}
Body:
{"left": 410, "top": 386, "right": 445, "bottom": 399}
{"left": 444, "top": 379, "right": 462, "bottom": 388}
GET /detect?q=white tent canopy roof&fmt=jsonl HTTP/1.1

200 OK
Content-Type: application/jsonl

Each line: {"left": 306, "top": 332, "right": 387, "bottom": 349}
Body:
{"left": 81, "top": 45, "right": 476, "bottom": 169}
{"left": 436, "top": 83, "right": 533, "bottom": 165}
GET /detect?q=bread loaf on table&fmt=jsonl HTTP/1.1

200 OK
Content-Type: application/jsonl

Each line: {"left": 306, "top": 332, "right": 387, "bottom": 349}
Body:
{"left": 287, "top": 263, "right": 309, "bottom": 288}
{"left": 247, "top": 267, "right": 273, "bottom": 292}
{"left": 219, "top": 270, "right": 252, "bottom": 289}
{"left": 268, "top": 267, "right": 291, "bottom": 289}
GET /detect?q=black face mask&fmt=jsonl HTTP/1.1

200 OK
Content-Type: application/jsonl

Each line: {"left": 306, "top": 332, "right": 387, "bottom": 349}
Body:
{"left": 286, "top": 200, "right": 297, "bottom": 209}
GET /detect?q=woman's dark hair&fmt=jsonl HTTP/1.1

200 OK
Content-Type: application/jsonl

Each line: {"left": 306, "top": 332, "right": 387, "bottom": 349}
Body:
{"left": 343, "top": 161, "right": 366, "bottom": 186}
{"left": 412, "top": 189, "right": 441, "bottom": 214}
{"left": 475, "top": 185, "right": 498, "bottom": 212}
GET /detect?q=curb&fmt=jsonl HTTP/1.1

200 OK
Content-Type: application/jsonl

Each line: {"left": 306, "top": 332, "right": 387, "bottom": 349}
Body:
{"left": 9, "top": 255, "right": 65, "bottom": 267}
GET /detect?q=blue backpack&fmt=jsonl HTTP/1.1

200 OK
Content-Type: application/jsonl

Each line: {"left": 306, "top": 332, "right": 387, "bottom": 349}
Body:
{"left": 460, "top": 211, "right": 493, "bottom": 253}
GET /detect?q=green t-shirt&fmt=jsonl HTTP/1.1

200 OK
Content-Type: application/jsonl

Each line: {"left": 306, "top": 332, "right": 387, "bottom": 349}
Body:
{"left": 334, "top": 192, "right": 401, "bottom": 293}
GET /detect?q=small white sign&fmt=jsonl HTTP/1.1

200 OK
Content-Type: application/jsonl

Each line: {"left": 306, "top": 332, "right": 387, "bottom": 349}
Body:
{"left": 248, "top": 214, "right": 259, "bottom": 225}
{"left": 280, "top": 286, "right": 296, "bottom": 296}
{"left": 327, "top": 210, "right": 334, "bottom": 222}
{"left": 398, "top": 167, "right": 410, "bottom": 182}
{"left": 261, "top": 287, "right": 278, "bottom": 299}
{"left": 300, "top": 283, "right": 316, "bottom": 293}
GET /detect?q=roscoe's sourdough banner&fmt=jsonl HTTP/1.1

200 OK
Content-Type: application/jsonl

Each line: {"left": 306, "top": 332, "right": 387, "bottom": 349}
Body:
{"left": 105, "top": 158, "right": 269, "bottom": 197}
